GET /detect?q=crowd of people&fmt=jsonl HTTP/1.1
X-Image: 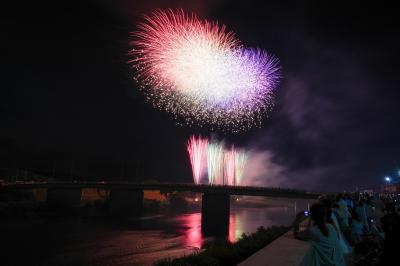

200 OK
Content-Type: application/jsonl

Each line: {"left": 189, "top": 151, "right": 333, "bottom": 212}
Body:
{"left": 293, "top": 193, "right": 400, "bottom": 266}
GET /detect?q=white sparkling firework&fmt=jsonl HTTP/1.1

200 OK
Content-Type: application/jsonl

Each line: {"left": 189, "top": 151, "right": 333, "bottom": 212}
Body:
{"left": 130, "top": 9, "right": 280, "bottom": 132}
{"left": 207, "top": 141, "right": 224, "bottom": 184}
{"left": 234, "top": 150, "right": 248, "bottom": 185}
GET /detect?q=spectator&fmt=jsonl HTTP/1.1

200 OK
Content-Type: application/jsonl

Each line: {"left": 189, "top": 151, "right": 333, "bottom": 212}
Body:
{"left": 336, "top": 194, "right": 351, "bottom": 227}
{"left": 356, "top": 199, "right": 370, "bottom": 233}
{"left": 350, "top": 209, "right": 364, "bottom": 244}
{"left": 370, "top": 195, "right": 385, "bottom": 227}
{"left": 294, "top": 203, "right": 345, "bottom": 266}
{"left": 365, "top": 199, "right": 375, "bottom": 231}
{"left": 331, "top": 203, "right": 353, "bottom": 256}
{"left": 381, "top": 202, "right": 400, "bottom": 264}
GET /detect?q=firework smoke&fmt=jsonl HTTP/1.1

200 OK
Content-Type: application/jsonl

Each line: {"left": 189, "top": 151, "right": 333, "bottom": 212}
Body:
{"left": 130, "top": 9, "right": 280, "bottom": 132}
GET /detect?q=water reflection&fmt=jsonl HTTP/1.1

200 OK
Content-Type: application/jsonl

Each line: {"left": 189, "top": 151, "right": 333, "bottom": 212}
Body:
{"left": 2, "top": 202, "right": 313, "bottom": 265}
{"left": 229, "top": 213, "right": 236, "bottom": 243}
{"left": 177, "top": 200, "right": 313, "bottom": 249}
{"left": 177, "top": 208, "right": 296, "bottom": 249}
{"left": 178, "top": 212, "right": 243, "bottom": 248}
{"left": 178, "top": 213, "right": 203, "bottom": 249}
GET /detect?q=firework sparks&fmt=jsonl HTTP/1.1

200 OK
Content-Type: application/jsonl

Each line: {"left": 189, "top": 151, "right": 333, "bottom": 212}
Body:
{"left": 187, "top": 136, "right": 208, "bottom": 184}
{"left": 186, "top": 136, "right": 248, "bottom": 186}
{"left": 234, "top": 150, "right": 247, "bottom": 185}
{"left": 224, "top": 146, "right": 236, "bottom": 185}
{"left": 130, "top": 9, "right": 280, "bottom": 132}
{"left": 206, "top": 141, "right": 225, "bottom": 184}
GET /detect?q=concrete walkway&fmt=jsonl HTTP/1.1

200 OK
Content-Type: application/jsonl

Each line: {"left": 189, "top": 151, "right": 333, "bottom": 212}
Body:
{"left": 239, "top": 226, "right": 310, "bottom": 266}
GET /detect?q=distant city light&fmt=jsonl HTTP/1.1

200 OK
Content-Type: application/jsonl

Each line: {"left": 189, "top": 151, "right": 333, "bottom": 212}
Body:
{"left": 385, "top": 176, "right": 392, "bottom": 182}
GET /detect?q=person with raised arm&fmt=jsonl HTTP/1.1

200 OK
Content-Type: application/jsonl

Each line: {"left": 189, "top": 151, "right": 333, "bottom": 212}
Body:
{"left": 294, "top": 203, "right": 345, "bottom": 266}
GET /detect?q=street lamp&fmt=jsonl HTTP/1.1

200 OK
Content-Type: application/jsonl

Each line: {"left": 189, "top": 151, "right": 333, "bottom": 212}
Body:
{"left": 385, "top": 176, "right": 392, "bottom": 183}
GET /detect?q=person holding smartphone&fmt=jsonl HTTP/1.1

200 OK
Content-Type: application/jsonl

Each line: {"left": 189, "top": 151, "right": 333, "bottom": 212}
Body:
{"left": 293, "top": 203, "right": 345, "bottom": 266}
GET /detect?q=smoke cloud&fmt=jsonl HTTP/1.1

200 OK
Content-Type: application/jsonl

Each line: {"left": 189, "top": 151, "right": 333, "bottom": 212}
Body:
{"left": 242, "top": 31, "right": 383, "bottom": 192}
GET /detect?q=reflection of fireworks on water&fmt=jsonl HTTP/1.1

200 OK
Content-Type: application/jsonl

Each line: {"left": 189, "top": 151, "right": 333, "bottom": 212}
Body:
{"left": 207, "top": 141, "right": 225, "bottom": 184}
{"left": 186, "top": 136, "right": 248, "bottom": 185}
{"left": 130, "top": 9, "right": 280, "bottom": 132}
{"left": 187, "top": 136, "right": 208, "bottom": 184}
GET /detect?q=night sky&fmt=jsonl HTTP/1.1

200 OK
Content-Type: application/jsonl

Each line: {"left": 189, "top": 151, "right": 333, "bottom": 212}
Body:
{"left": 2, "top": 0, "right": 400, "bottom": 191}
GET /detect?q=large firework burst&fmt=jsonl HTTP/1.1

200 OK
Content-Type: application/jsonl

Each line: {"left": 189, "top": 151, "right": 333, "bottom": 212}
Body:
{"left": 130, "top": 9, "right": 280, "bottom": 132}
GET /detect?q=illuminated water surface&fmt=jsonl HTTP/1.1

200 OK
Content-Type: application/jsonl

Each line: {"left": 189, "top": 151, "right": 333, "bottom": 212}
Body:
{"left": 3, "top": 201, "right": 312, "bottom": 265}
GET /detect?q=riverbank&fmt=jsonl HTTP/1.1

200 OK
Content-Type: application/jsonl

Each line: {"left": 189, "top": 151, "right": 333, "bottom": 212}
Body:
{"left": 155, "top": 226, "right": 289, "bottom": 266}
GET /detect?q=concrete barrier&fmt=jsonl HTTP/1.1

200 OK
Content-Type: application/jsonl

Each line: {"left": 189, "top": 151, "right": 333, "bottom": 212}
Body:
{"left": 239, "top": 224, "right": 310, "bottom": 266}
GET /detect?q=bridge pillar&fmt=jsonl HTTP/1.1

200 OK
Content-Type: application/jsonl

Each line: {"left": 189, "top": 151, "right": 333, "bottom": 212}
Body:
{"left": 201, "top": 193, "right": 230, "bottom": 236}
{"left": 46, "top": 188, "right": 82, "bottom": 209}
{"left": 109, "top": 189, "right": 143, "bottom": 217}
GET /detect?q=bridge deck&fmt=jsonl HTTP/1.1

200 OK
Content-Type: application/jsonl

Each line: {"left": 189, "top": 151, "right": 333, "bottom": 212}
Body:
{"left": 1, "top": 182, "right": 320, "bottom": 199}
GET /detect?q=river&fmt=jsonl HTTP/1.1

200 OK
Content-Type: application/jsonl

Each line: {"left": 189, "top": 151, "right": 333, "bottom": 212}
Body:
{"left": 2, "top": 198, "right": 312, "bottom": 265}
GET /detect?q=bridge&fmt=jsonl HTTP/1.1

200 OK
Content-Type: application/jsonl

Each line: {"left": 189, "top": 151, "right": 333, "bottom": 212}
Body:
{"left": 2, "top": 181, "right": 319, "bottom": 198}
{"left": 1, "top": 181, "right": 320, "bottom": 235}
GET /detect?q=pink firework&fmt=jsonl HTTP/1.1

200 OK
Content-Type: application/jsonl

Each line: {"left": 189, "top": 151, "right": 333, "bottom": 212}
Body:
{"left": 224, "top": 146, "right": 236, "bottom": 185}
{"left": 131, "top": 9, "right": 239, "bottom": 89}
{"left": 187, "top": 136, "right": 208, "bottom": 184}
